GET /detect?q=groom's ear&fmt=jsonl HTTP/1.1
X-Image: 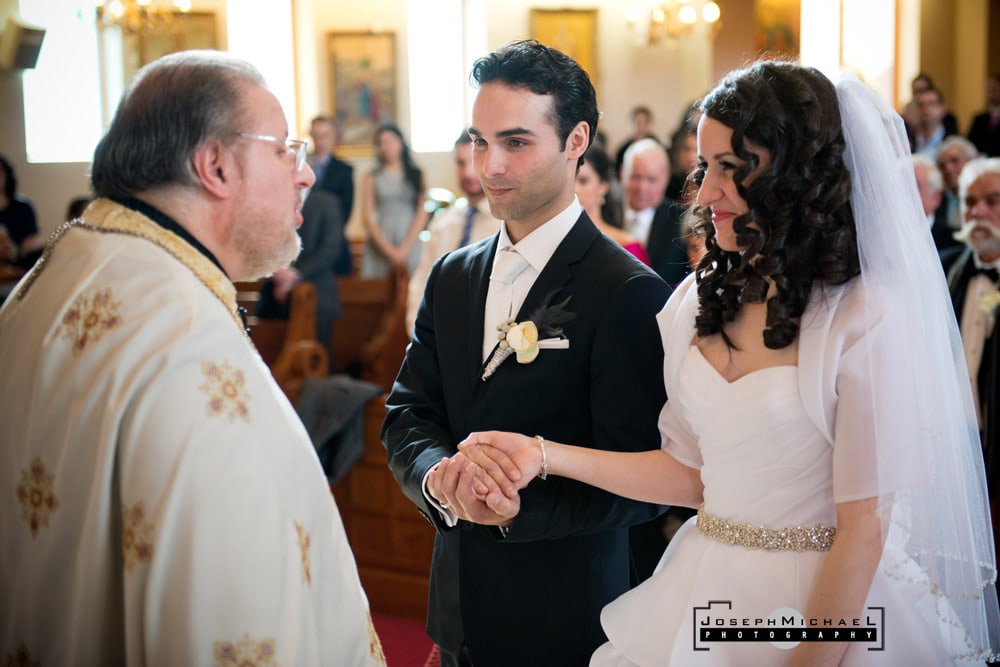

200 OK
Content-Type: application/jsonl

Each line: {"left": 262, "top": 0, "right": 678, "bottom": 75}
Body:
{"left": 565, "top": 121, "right": 589, "bottom": 162}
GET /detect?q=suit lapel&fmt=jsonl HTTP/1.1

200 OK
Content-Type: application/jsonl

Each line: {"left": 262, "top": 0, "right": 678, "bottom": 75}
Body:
{"left": 514, "top": 212, "right": 599, "bottom": 323}
{"left": 467, "top": 235, "right": 500, "bottom": 385}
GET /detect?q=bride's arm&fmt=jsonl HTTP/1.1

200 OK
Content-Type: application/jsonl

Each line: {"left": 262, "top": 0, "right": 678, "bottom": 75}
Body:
{"left": 785, "top": 497, "right": 882, "bottom": 667}
{"left": 460, "top": 431, "right": 703, "bottom": 509}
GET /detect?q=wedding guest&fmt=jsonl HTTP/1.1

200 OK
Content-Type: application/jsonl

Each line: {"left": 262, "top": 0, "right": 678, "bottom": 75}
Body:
{"left": 0, "top": 50, "right": 383, "bottom": 666}
{"left": 576, "top": 145, "right": 649, "bottom": 265}
{"left": 943, "top": 157, "right": 1000, "bottom": 568}
{"left": 465, "top": 61, "right": 1000, "bottom": 665}
{"left": 0, "top": 154, "right": 39, "bottom": 265}
{"left": 406, "top": 131, "right": 501, "bottom": 333}
{"left": 360, "top": 123, "right": 429, "bottom": 278}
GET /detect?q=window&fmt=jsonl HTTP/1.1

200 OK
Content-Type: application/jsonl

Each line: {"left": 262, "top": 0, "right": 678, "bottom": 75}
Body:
{"left": 406, "top": 0, "right": 485, "bottom": 153}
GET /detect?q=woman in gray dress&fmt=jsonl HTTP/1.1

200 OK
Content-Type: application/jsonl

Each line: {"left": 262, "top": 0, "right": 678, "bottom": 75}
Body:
{"left": 360, "top": 123, "right": 429, "bottom": 278}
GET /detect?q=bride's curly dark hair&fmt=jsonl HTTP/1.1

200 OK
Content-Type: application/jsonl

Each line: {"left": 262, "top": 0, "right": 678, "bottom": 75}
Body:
{"left": 689, "top": 61, "right": 860, "bottom": 349}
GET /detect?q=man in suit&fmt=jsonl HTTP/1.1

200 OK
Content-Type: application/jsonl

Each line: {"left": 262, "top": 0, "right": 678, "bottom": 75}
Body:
{"left": 382, "top": 40, "right": 669, "bottom": 667}
{"left": 942, "top": 157, "right": 1000, "bottom": 565}
{"left": 258, "top": 188, "right": 344, "bottom": 349}
{"left": 968, "top": 74, "right": 1000, "bottom": 158}
{"left": 911, "top": 153, "right": 956, "bottom": 251}
{"left": 622, "top": 138, "right": 688, "bottom": 287}
{"left": 406, "top": 131, "right": 502, "bottom": 333}
{"left": 308, "top": 115, "right": 354, "bottom": 275}
{"left": 937, "top": 136, "right": 981, "bottom": 238}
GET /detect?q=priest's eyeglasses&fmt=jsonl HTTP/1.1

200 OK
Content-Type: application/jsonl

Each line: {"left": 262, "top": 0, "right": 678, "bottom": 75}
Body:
{"left": 235, "top": 133, "right": 309, "bottom": 171}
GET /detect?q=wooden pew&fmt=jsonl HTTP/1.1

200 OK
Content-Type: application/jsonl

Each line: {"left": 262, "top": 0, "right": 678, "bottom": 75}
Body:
{"left": 329, "top": 267, "right": 410, "bottom": 391}
{"left": 234, "top": 280, "right": 328, "bottom": 403}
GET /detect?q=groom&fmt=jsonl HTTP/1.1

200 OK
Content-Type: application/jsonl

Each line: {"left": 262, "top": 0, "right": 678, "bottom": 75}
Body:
{"left": 382, "top": 40, "right": 669, "bottom": 666}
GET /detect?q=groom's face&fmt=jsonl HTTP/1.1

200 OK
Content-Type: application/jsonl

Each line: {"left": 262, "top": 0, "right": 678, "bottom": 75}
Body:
{"left": 469, "top": 82, "right": 585, "bottom": 239}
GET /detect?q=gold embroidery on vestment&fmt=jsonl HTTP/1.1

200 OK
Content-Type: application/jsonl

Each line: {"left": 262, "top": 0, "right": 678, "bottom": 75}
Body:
{"left": 122, "top": 501, "right": 154, "bottom": 571}
{"left": 15, "top": 458, "right": 58, "bottom": 538}
{"left": 368, "top": 610, "right": 387, "bottom": 664}
{"left": 200, "top": 361, "right": 250, "bottom": 421}
{"left": 213, "top": 634, "right": 276, "bottom": 666}
{"left": 294, "top": 520, "right": 312, "bottom": 585}
{"left": 60, "top": 287, "right": 122, "bottom": 354}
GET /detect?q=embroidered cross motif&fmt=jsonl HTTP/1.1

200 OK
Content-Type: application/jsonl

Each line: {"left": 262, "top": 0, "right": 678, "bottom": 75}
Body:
{"left": 294, "top": 520, "right": 312, "bottom": 586}
{"left": 213, "top": 634, "right": 276, "bottom": 666}
{"left": 60, "top": 287, "right": 122, "bottom": 355}
{"left": 122, "top": 501, "right": 154, "bottom": 572}
{"left": 200, "top": 361, "right": 250, "bottom": 421}
{"left": 15, "top": 458, "right": 59, "bottom": 538}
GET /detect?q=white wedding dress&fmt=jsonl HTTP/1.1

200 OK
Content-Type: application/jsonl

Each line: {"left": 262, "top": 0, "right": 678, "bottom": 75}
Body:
{"left": 591, "top": 344, "right": 979, "bottom": 666}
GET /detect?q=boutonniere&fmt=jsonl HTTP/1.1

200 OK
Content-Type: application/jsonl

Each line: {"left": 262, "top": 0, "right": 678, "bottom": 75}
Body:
{"left": 981, "top": 287, "right": 1000, "bottom": 315}
{"left": 481, "top": 291, "right": 575, "bottom": 381}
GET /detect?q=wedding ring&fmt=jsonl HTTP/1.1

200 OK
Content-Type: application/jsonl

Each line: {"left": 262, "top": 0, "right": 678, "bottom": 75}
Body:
{"left": 440, "top": 502, "right": 450, "bottom": 509}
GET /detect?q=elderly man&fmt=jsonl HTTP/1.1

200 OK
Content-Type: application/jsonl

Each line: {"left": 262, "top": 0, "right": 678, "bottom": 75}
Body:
{"left": 0, "top": 51, "right": 383, "bottom": 665}
{"left": 943, "top": 157, "right": 1000, "bottom": 560}
{"left": 937, "top": 136, "right": 981, "bottom": 238}
{"left": 622, "top": 137, "right": 688, "bottom": 286}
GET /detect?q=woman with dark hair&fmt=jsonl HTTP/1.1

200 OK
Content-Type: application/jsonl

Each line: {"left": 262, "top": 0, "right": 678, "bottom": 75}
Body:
{"left": 576, "top": 146, "right": 649, "bottom": 265}
{"left": 360, "top": 122, "right": 429, "bottom": 278}
{"left": 462, "top": 61, "right": 1000, "bottom": 664}
{"left": 0, "top": 154, "right": 39, "bottom": 265}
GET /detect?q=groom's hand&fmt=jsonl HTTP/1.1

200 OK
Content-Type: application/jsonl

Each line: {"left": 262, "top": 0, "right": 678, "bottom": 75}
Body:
{"left": 428, "top": 453, "right": 519, "bottom": 525}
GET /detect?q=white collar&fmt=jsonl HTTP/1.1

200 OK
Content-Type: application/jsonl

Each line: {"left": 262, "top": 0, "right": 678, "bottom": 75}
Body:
{"left": 495, "top": 197, "right": 581, "bottom": 274}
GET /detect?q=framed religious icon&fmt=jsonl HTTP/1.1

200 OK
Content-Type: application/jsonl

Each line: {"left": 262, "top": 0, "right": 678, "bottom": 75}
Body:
{"left": 326, "top": 31, "right": 397, "bottom": 157}
{"left": 530, "top": 9, "right": 598, "bottom": 87}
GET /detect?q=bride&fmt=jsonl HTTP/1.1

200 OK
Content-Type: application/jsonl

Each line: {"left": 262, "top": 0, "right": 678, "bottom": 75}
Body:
{"left": 461, "top": 61, "right": 1000, "bottom": 665}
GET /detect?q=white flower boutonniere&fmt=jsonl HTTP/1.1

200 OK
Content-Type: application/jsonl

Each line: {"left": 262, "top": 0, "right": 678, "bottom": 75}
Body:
{"left": 980, "top": 288, "right": 1000, "bottom": 315}
{"left": 482, "top": 291, "right": 575, "bottom": 381}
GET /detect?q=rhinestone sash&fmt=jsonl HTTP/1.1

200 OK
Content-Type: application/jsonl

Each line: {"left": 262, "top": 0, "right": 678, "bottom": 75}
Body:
{"left": 696, "top": 504, "right": 837, "bottom": 552}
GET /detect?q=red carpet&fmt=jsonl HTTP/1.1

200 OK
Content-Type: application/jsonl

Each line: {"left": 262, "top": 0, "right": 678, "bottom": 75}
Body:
{"left": 372, "top": 611, "right": 437, "bottom": 667}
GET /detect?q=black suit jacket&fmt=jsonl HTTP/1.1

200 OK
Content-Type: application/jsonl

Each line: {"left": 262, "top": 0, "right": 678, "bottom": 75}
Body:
{"left": 313, "top": 153, "right": 355, "bottom": 275}
{"left": 943, "top": 246, "right": 999, "bottom": 496}
{"left": 968, "top": 112, "right": 1000, "bottom": 157}
{"left": 382, "top": 212, "right": 669, "bottom": 666}
{"left": 930, "top": 197, "right": 960, "bottom": 252}
{"left": 646, "top": 198, "right": 690, "bottom": 288}
{"left": 258, "top": 190, "right": 343, "bottom": 346}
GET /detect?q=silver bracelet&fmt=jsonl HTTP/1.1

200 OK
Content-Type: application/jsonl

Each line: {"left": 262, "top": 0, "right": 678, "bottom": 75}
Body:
{"left": 535, "top": 435, "right": 548, "bottom": 480}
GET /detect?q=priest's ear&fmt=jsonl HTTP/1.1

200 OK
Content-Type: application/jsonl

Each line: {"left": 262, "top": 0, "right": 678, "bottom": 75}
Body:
{"left": 192, "top": 140, "right": 240, "bottom": 198}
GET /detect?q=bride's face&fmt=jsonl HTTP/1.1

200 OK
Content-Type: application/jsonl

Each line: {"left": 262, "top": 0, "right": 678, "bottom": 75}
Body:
{"left": 695, "top": 116, "right": 771, "bottom": 252}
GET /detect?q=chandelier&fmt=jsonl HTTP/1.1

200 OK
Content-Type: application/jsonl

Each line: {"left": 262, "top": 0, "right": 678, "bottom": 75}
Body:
{"left": 626, "top": 0, "right": 722, "bottom": 46}
{"left": 95, "top": 0, "right": 192, "bottom": 38}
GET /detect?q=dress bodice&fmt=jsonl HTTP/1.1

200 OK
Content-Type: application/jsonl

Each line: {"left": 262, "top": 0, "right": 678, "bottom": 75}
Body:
{"left": 677, "top": 345, "right": 836, "bottom": 529}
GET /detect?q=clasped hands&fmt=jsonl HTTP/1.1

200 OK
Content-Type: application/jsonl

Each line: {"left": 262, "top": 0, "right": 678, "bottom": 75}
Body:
{"left": 426, "top": 431, "right": 545, "bottom": 526}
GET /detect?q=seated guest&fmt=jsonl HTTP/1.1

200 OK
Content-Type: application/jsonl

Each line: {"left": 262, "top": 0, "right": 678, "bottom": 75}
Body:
{"left": 0, "top": 154, "right": 39, "bottom": 265}
{"left": 406, "top": 131, "right": 501, "bottom": 333}
{"left": 911, "top": 153, "right": 954, "bottom": 251}
{"left": 937, "top": 136, "right": 981, "bottom": 236}
{"left": 907, "top": 86, "right": 955, "bottom": 157}
{"left": 622, "top": 138, "right": 687, "bottom": 286}
{"left": 258, "top": 188, "right": 345, "bottom": 349}
{"left": 576, "top": 145, "right": 649, "bottom": 265}
{"left": 0, "top": 50, "right": 383, "bottom": 665}
{"left": 968, "top": 73, "right": 1000, "bottom": 157}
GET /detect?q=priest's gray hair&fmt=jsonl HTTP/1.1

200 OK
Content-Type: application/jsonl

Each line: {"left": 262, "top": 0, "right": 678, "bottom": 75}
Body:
{"left": 91, "top": 50, "right": 265, "bottom": 199}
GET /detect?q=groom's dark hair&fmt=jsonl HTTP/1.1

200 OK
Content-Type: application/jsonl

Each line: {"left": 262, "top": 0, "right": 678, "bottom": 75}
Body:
{"left": 470, "top": 39, "right": 597, "bottom": 166}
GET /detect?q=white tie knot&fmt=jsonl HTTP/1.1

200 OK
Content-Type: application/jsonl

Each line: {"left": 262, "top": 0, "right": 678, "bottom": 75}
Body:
{"left": 491, "top": 248, "right": 529, "bottom": 285}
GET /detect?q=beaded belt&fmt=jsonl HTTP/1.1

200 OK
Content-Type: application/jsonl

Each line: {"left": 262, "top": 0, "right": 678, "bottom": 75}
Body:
{"left": 696, "top": 504, "right": 837, "bottom": 552}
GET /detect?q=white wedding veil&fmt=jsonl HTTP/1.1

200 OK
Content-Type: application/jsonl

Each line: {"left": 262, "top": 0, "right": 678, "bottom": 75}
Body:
{"left": 835, "top": 72, "right": 1000, "bottom": 661}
